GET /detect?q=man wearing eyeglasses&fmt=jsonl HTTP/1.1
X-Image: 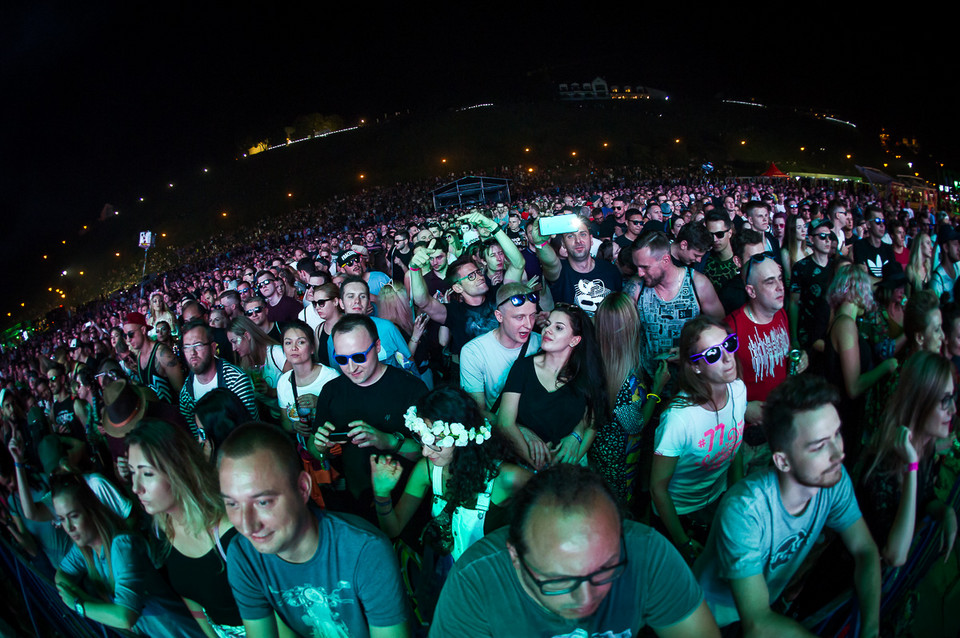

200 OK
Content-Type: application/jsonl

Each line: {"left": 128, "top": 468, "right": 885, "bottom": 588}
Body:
{"left": 431, "top": 464, "right": 719, "bottom": 637}
{"left": 122, "top": 311, "right": 184, "bottom": 405}
{"left": 852, "top": 205, "right": 895, "bottom": 280}
{"left": 695, "top": 375, "right": 880, "bottom": 637}
{"left": 255, "top": 270, "right": 301, "bottom": 323}
{"left": 178, "top": 320, "right": 258, "bottom": 435}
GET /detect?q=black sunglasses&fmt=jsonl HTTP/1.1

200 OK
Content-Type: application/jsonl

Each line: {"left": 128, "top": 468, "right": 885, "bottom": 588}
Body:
{"left": 498, "top": 292, "right": 539, "bottom": 308}
{"left": 690, "top": 334, "right": 739, "bottom": 364}
{"left": 257, "top": 280, "right": 275, "bottom": 289}
{"left": 743, "top": 251, "right": 777, "bottom": 283}
{"left": 711, "top": 229, "right": 729, "bottom": 239}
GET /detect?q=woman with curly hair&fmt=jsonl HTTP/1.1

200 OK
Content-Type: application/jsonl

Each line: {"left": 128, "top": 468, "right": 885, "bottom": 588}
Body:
{"left": 497, "top": 303, "right": 610, "bottom": 469}
{"left": 126, "top": 419, "right": 244, "bottom": 636}
{"left": 369, "top": 386, "right": 530, "bottom": 561}
{"left": 825, "top": 263, "right": 898, "bottom": 461}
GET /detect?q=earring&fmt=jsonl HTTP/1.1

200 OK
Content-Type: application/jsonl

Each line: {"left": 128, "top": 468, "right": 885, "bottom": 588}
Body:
{"left": 695, "top": 369, "right": 701, "bottom": 374}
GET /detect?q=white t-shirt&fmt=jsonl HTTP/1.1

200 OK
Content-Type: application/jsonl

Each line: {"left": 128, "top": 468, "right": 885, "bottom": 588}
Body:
{"left": 460, "top": 330, "right": 542, "bottom": 410}
{"left": 262, "top": 344, "right": 287, "bottom": 389}
{"left": 192, "top": 374, "right": 218, "bottom": 403}
{"left": 654, "top": 380, "right": 747, "bottom": 515}
{"left": 276, "top": 366, "right": 340, "bottom": 424}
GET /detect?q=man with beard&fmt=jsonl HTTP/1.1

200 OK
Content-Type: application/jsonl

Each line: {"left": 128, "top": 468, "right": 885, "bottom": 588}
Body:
{"left": 694, "top": 375, "right": 880, "bottom": 637}
{"left": 178, "top": 320, "right": 258, "bottom": 434}
{"left": 632, "top": 231, "right": 724, "bottom": 378}
{"left": 535, "top": 217, "right": 622, "bottom": 316}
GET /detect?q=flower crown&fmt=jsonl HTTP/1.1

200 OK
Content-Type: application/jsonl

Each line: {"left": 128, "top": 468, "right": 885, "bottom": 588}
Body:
{"left": 403, "top": 406, "right": 492, "bottom": 447}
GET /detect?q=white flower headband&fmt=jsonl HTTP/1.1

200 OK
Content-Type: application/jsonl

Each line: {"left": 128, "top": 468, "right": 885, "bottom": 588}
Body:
{"left": 403, "top": 406, "right": 492, "bottom": 448}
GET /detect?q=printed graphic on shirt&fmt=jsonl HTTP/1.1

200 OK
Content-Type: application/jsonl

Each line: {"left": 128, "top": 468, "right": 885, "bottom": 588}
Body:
{"left": 771, "top": 530, "right": 810, "bottom": 569}
{"left": 271, "top": 582, "right": 356, "bottom": 638}
{"left": 746, "top": 324, "right": 790, "bottom": 383}
{"left": 575, "top": 278, "right": 612, "bottom": 315}
{"left": 696, "top": 420, "right": 742, "bottom": 471}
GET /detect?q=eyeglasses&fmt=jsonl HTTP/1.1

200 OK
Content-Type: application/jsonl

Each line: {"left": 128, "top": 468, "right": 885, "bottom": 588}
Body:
{"left": 244, "top": 306, "right": 265, "bottom": 316}
{"left": 214, "top": 304, "right": 224, "bottom": 310}
{"left": 872, "top": 217, "right": 885, "bottom": 225}
{"left": 257, "top": 279, "right": 275, "bottom": 289}
{"left": 313, "top": 298, "right": 333, "bottom": 306}
{"left": 182, "top": 342, "right": 211, "bottom": 352}
{"left": 814, "top": 232, "right": 833, "bottom": 241}
{"left": 627, "top": 219, "right": 643, "bottom": 225}
{"left": 237, "top": 287, "right": 250, "bottom": 294}
{"left": 690, "top": 334, "right": 739, "bottom": 364}
{"left": 710, "top": 229, "right": 730, "bottom": 239}
{"left": 498, "top": 292, "right": 539, "bottom": 308}
{"left": 743, "top": 251, "right": 777, "bottom": 283}
{"left": 123, "top": 330, "right": 137, "bottom": 338}
{"left": 941, "top": 389, "right": 958, "bottom": 412}
{"left": 455, "top": 269, "right": 483, "bottom": 284}
{"left": 518, "top": 535, "right": 628, "bottom": 595}
{"left": 333, "top": 342, "right": 376, "bottom": 366}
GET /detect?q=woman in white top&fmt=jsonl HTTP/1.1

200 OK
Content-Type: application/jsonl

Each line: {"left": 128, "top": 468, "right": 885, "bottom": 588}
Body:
{"left": 370, "top": 386, "right": 530, "bottom": 561}
{"left": 275, "top": 320, "right": 339, "bottom": 436}
{"left": 650, "top": 316, "right": 746, "bottom": 565}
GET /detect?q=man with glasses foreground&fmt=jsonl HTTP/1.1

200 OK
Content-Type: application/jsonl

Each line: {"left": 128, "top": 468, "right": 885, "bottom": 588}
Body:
{"left": 178, "top": 320, "right": 258, "bottom": 435}
{"left": 309, "top": 315, "right": 427, "bottom": 516}
{"left": 430, "top": 464, "right": 719, "bottom": 637}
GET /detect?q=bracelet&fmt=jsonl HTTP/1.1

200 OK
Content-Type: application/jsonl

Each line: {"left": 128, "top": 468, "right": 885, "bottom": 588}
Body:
{"left": 569, "top": 431, "right": 583, "bottom": 444}
{"left": 536, "top": 241, "right": 550, "bottom": 249}
{"left": 392, "top": 431, "right": 405, "bottom": 454}
{"left": 409, "top": 267, "right": 421, "bottom": 272}
{"left": 906, "top": 462, "right": 919, "bottom": 472}
{"left": 646, "top": 393, "right": 662, "bottom": 404}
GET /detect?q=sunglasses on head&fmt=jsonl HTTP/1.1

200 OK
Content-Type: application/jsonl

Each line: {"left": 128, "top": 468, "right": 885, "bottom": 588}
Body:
{"left": 690, "top": 334, "right": 739, "bottom": 364}
{"left": 743, "top": 251, "right": 777, "bottom": 283}
{"left": 333, "top": 342, "right": 376, "bottom": 366}
{"left": 498, "top": 292, "right": 539, "bottom": 308}
{"left": 244, "top": 306, "right": 264, "bottom": 316}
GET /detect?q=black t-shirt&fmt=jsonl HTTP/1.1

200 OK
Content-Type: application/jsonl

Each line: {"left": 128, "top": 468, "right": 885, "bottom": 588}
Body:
{"left": 598, "top": 216, "right": 624, "bottom": 239}
{"left": 790, "top": 256, "right": 837, "bottom": 348}
{"left": 853, "top": 238, "right": 896, "bottom": 278}
{"left": 165, "top": 527, "right": 242, "bottom": 626}
{"left": 550, "top": 258, "right": 623, "bottom": 316}
{"left": 389, "top": 247, "right": 412, "bottom": 281}
{"left": 505, "top": 228, "right": 527, "bottom": 249}
{"left": 444, "top": 290, "right": 500, "bottom": 356}
{"left": 313, "top": 366, "right": 428, "bottom": 497}
{"left": 503, "top": 356, "right": 586, "bottom": 444}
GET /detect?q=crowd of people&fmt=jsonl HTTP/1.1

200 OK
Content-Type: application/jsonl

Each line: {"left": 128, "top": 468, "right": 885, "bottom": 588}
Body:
{"left": 0, "top": 166, "right": 958, "bottom": 637}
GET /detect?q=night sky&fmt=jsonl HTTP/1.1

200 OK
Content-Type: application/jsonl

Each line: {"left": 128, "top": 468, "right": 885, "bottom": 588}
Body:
{"left": 2, "top": 3, "right": 956, "bottom": 313}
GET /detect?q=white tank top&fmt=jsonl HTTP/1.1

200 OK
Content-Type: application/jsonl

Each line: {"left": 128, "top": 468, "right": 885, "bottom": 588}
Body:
{"left": 430, "top": 462, "right": 499, "bottom": 560}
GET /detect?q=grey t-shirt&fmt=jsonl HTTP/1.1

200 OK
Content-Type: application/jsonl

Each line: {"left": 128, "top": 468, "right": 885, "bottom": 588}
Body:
{"left": 227, "top": 509, "right": 409, "bottom": 638}
{"left": 460, "top": 329, "right": 542, "bottom": 409}
{"left": 59, "top": 534, "right": 204, "bottom": 638}
{"left": 694, "top": 467, "right": 862, "bottom": 627}
{"left": 430, "top": 523, "right": 703, "bottom": 637}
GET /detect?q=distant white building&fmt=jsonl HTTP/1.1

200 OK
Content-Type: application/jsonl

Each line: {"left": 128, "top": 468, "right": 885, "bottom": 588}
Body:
{"left": 559, "top": 77, "right": 668, "bottom": 101}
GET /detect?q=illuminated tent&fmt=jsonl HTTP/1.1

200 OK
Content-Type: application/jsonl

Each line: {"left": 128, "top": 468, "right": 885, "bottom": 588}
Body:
{"left": 431, "top": 176, "right": 512, "bottom": 211}
{"left": 761, "top": 163, "right": 790, "bottom": 178}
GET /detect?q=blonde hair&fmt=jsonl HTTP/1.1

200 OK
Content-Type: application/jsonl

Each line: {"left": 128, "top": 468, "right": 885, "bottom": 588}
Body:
{"left": 595, "top": 293, "right": 641, "bottom": 408}
{"left": 377, "top": 283, "right": 414, "bottom": 336}
{"left": 826, "top": 263, "right": 876, "bottom": 313}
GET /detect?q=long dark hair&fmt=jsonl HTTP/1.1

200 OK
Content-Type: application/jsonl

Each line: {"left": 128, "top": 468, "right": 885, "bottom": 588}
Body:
{"left": 553, "top": 304, "right": 611, "bottom": 427}
{"left": 671, "top": 315, "right": 741, "bottom": 409}
{"left": 415, "top": 387, "right": 506, "bottom": 514}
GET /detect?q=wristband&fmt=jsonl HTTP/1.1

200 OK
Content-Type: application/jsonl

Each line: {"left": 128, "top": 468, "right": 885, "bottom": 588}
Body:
{"left": 409, "top": 267, "right": 421, "bottom": 272}
{"left": 569, "top": 431, "right": 583, "bottom": 444}
{"left": 536, "top": 241, "right": 550, "bottom": 249}
{"left": 646, "top": 393, "right": 662, "bottom": 404}
{"left": 906, "top": 462, "right": 919, "bottom": 472}
{"left": 392, "top": 431, "right": 405, "bottom": 454}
